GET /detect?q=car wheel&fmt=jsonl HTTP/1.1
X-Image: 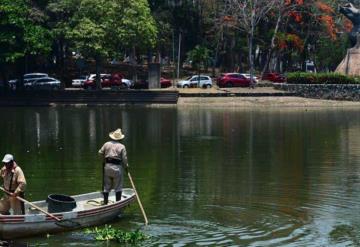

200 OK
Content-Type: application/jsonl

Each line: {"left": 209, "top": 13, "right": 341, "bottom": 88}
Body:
{"left": 120, "top": 83, "right": 128, "bottom": 89}
{"left": 183, "top": 85, "right": 189, "bottom": 88}
{"left": 226, "top": 82, "right": 233, "bottom": 88}
{"left": 205, "top": 84, "right": 212, "bottom": 89}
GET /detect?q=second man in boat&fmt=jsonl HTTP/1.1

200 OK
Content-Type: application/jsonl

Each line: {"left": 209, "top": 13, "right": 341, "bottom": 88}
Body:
{"left": 98, "top": 128, "right": 129, "bottom": 205}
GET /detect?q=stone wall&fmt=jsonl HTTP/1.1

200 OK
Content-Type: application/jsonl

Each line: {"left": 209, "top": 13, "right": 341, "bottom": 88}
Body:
{"left": 273, "top": 83, "right": 360, "bottom": 101}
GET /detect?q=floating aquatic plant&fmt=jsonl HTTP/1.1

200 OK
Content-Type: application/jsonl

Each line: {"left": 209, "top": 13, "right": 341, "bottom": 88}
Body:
{"left": 84, "top": 225, "right": 148, "bottom": 244}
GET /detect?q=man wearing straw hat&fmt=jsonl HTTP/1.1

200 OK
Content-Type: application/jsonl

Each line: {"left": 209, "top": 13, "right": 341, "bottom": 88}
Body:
{"left": 0, "top": 154, "right": 27, "bottom": 215}
{"left": 98, "top": 128, "right": 129, "bottom": 205}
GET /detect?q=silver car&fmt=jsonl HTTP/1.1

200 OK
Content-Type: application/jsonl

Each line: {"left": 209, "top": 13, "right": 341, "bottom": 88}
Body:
{"left": 9, "top": 73, "right": 48, "bottom": 90}
{"left": 25, "top": 77, "right": 61, "bottom": 90}
{"left": 71, "top": 75, "right": 87, "bottom": 87}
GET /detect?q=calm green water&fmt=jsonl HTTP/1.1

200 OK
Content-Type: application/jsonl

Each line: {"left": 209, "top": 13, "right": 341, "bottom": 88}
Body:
{"left": 1, "top": 106, "right": 360, "bottom": 246}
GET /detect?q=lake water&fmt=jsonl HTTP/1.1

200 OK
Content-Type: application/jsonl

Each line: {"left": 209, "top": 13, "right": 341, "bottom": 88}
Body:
{"left": 1, "top": 106, "right": 360, "bottom": 246}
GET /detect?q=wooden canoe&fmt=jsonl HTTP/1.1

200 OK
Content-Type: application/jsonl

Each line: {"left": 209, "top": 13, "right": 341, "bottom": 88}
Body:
{"left": 0, "top": 188, "right": 136, "bottom": 239}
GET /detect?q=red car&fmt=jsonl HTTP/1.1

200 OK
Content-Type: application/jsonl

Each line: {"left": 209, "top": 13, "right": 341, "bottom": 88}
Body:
{"left": 261, "top": 72, "right": 286, "bottom": 83}
{"left": 83, "top": 73, "right": 124, "bottom": 89}
{"left": 131, "top": 77, "right": 172, "bottom": 89}
{"left": 217, "top": 73, "right": 251, "bottom": 87}
{"left": 160, "top": 77, "right": 172, "bottom": 88}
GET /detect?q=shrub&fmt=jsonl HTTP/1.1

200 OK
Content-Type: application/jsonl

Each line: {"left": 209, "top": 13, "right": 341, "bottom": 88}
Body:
{"left": 286, "top": 72, "right": 358, "bottom": 84}
{"left": 84, "top": 225, "right": 148, "bottom": 243}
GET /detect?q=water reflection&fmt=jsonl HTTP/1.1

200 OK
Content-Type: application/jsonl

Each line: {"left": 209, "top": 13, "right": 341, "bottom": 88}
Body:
{"left": 0, "top": 106, "right": 359, "bottom": 246}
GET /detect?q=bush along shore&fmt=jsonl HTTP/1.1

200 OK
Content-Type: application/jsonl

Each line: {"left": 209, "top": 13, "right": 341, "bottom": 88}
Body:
{"left": 274, "top": 73, "right": 360, "bottom": 101}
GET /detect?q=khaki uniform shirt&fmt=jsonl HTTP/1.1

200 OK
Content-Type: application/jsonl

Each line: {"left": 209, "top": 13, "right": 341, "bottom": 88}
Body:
{"left": 1, "top": 163, "right": 26, "bottom": 194}
{"left": 98, "top": 141, "right": 128, "bottom": 167}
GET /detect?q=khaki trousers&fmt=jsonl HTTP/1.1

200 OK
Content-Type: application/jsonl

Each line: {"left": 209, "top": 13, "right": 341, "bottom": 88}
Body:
{"left": 103, "top": 163, "right": 123, "bottom": 193}
{"left": 0, "top": 194, "right": 24, "bottom": 215}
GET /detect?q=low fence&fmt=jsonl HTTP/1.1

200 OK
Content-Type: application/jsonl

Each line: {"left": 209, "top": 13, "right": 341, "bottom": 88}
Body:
{"left": 0, "top": 89, "right": 179, "bottom": 106}
{"left": 274, "top": 83, "right": 360, "bottom": 101}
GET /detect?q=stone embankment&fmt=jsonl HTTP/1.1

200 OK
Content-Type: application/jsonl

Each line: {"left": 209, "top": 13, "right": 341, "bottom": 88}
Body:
{"left": 0, "top": 84, "right": 360, "bottom": 107}
{"left": 274, "top": 83, "right": 360, "bottom": 101}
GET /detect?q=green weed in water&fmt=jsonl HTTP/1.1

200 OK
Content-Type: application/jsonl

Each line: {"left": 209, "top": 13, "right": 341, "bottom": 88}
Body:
{"left": 84, "top": 225, "right": 148, "bottom": 244}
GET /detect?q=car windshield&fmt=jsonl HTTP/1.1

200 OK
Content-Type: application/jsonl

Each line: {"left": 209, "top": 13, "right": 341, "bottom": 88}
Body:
{"left": 186, "top": 76, "right": 193, "bottom": 80}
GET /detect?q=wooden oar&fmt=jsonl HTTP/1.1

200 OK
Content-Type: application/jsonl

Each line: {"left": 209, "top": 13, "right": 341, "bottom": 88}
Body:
{"left": 126, "top": 169, "right": 148, "bottom": 225}
{"left": 0, "top": 186, "right": 80, "bottom": 228}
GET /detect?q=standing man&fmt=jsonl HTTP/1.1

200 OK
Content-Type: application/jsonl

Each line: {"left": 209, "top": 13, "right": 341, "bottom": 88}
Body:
{"left": 0, "top": 154, "right": 26, "bottom": 215}
{"left": 98, "top": 128, "right": 129, "bottom": 205}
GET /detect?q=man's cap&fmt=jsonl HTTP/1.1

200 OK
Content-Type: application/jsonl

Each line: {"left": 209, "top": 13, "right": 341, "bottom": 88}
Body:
{"left": 2, "top": 154, "right": 14, "bottom": 163}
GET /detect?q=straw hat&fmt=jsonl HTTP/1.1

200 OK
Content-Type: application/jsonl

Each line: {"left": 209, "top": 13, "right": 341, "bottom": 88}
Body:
{"left": 109, "top": 128, "right": 125, "bottom": 141}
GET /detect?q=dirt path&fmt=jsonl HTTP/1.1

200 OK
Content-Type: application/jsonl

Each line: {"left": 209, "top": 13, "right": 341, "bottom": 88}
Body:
{"left": 177, "top": 96, "right": 360, "bottom": 108}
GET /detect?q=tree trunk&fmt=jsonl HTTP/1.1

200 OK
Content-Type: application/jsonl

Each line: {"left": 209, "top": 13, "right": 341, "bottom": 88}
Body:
{"left": 261, "top": 13, "right": 282, "bottom": 77}
{"left": 131, "top": 46, "right": 137, "bottom": 83}
{"left": 248, "top": 8, "right": 256, "bottom": 88}
{"left": 0, "top": 65, "right": 8, "bottom": 90}
{"left": 95, "top": 56, "right": 101, "bottom": 90}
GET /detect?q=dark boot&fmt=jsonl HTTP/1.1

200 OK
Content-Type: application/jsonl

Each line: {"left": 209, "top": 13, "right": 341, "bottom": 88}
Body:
{"left": 103, "top": 192, "right": 109, "bottom": 205}
{"left": 116, "top": 191, "right": 122, "bottom": 201}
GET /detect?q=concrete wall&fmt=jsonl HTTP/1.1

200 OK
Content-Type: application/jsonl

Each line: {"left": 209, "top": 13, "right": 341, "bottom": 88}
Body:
{"left": 274, "top": 83, "right": 360, "bottom": 101}
{"left": 148, "top": 63, "right": 160, "bottom": 89}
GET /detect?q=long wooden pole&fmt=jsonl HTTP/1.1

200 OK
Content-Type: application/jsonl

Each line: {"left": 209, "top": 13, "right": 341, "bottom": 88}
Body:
{"left": 126, "top": 170, "right": 148, "bottom": 225}
{"left": 0, "top": 186, "right": 61, "bottom": 221}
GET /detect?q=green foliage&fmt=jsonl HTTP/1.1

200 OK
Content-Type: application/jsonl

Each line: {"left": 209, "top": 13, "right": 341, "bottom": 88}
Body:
{"left": 111, "top": 0, "right": 158, "bottom": 50}
{"left": 66, "top": 0, "right": 110, "bottom": 58}
{"left": 66, "top": 0, "right": 157, "bottom": 58}
{"left": 84, "top": 225, "right": 148, "bottom": 244}
{"left": 314, "top": 36, "right": 349, "bottom": 71}
{"left": 186, "top": 45, "right": 211, "bottom": 70}
{"left": 286, "top": 72, "right": 358, "bottom": 84}
{"left": 0, "top": 0, "right": 51, "bottom": 63}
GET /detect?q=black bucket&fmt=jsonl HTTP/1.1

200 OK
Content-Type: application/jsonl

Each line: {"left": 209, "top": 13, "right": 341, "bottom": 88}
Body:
{"left": 47, "top": 194, "right": 77, "bottom": 213}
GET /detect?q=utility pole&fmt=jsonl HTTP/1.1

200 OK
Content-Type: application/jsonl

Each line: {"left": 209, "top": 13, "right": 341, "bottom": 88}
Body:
{"left": 172, "top": 30, "right": 176, "bottom": 87}
{"left": 177, "top": 32, "right": 181, "bottom": 78}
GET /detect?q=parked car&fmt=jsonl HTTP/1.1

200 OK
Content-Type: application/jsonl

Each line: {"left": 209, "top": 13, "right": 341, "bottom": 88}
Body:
{"left": 240, "top": 73, "right": 259, "bottom": 83}
{"left": 160, "top": 77, "right": 172, "bottom": 88}
{"left": 83, "top": 73, "right": 126, "bottom": 89}
{"left": 261, "top": 72, "right": 286, "bottom": 83}
{"left": 9, "top": 73, "right": 48, "bottom": 90}
{"left": 217, "top": 73, "right": 252, "bottom": 87}
{"left": 130, "top": 77, "right": 172, "bottom": 89}
{"left": 24, "top": 77, "right": 61, "bottom": 90}
{"left": 84, "top": 74, "right": 108, "bottom": 89}
{"left": 176, "top": 75, "right": 212, "bottom": 88}
{"left": 71, "top": 75, "right": 87, "bottom": 87}
{"left": 121, "top": 78, "right": 134, "bottom": 88}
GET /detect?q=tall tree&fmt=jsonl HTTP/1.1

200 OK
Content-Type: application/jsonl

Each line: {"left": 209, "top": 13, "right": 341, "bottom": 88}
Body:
{"left": 224, "top": 0, "right": 279, "bottom": 86}
{"left": 186, "top": 45, "right": 210, "bottom": 86}
{"left": 0, "top": 0, "right": 51, "bottom": 85}
{"left": 66, "top": 0, "right": 157, "bottom": 89}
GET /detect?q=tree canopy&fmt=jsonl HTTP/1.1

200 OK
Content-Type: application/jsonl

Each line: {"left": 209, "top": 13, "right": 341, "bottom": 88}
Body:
{"left": 0, "top": 0, "right": 353, "bottom": 83}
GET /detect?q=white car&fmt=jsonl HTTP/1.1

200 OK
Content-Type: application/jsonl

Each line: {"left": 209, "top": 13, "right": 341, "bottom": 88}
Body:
{"left": 121, "top": 78, "right": 134, "bottom": 88}
{"left": 9, "top": 73, "right": 48, "bottom": 90}
{"left": 240, "top": 73, "right": 259, "bottom": 83}
{"left": 71, "top": 75, "right": 87, "bottom": 87}
{"left": 177, "top": 75, "right": 212, "bottom": 88}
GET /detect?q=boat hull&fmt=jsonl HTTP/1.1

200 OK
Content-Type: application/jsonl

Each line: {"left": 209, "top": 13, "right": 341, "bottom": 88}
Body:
{"left": 0, "top": 189, "right": 136, "bottom": 239}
